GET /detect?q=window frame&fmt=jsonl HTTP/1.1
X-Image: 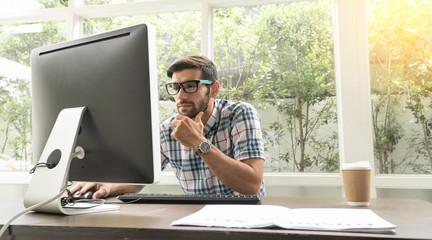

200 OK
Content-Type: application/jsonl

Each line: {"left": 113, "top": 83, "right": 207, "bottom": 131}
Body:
{"left": 1, "top": 0, "right": 431, "bottom": 192}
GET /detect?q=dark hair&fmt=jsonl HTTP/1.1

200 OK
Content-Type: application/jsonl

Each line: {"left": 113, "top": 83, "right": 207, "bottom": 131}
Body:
{"left": 166, "top": 55, "right": 218, "bottom": 81}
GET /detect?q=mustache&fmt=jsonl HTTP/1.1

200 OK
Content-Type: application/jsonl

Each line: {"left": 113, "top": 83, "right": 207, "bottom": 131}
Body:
{"left": 176, "top": 100, "right": 194, "bottom": 106}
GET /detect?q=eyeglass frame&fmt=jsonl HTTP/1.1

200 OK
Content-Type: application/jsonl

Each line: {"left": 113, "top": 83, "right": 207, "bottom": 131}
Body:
{"left": 165, "top": 80, "right": 214, "bottom": 95}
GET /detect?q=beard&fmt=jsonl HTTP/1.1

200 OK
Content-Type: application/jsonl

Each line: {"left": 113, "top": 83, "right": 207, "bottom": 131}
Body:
{"left": 177, "top": 92, "right": 211, "bottom": 118}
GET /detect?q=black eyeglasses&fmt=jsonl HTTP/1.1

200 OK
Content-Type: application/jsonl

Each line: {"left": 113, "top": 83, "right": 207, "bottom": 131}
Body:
{"left": 165, "top": 80, "right": 213, "bottom": 95}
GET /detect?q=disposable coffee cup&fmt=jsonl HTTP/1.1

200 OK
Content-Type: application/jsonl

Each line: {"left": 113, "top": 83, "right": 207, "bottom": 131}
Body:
{"left": 341, "top": 161, "right": 371, "bottom": 207}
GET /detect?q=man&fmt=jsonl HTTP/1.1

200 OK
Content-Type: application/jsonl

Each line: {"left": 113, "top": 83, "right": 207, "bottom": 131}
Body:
{"left": 71, "top": 55, "right": 265, "bottom": 198}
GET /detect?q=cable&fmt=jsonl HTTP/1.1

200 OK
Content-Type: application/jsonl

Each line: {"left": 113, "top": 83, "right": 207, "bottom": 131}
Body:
{"left": 63, "top": 199, "right": 106, "bottom": 208}
{"left": 61, "top": 193, "right": 106, "bottom": 208}
{"left": 0, "top": 184, "right": 68, "bottom": 238}
{"left": 28, "top": 162, "right": 56, "bottom": 174}
{"left": 2, "top": 148, "right": 90, "bottom": 237}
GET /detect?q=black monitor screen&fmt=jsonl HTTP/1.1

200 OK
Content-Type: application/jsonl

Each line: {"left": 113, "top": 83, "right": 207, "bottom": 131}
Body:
{"left": 30, "top": 24, "right": 161, "bottom": 184}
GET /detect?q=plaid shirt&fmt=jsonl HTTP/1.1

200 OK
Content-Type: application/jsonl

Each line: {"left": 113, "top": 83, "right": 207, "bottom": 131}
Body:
{"left": 160, "top": 99, "right": 266, "bottom": 196}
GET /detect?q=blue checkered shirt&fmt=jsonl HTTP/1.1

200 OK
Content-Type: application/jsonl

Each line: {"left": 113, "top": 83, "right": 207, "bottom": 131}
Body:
{"left": 160, "top": 99, "right": 266, "bottom": 196}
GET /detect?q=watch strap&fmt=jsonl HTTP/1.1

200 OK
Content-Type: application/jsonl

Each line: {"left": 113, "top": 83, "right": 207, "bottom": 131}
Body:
{"left": 196, "top": 139, "right": 211, "bottom": 156}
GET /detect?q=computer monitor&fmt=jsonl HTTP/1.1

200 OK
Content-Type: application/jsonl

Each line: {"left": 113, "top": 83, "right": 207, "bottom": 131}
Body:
{"left": 24, "top": 24, "right": 161, "bottom": 214}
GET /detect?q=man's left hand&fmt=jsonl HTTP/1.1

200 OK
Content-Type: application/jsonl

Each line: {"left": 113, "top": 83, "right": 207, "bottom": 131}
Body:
{"left": 171, "top": 112, "right": 206, "bottom": 149}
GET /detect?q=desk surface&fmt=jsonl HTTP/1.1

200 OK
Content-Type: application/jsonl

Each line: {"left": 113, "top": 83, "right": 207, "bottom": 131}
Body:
{"left": 1, "top": 197, "right": 432, "bottom": 240}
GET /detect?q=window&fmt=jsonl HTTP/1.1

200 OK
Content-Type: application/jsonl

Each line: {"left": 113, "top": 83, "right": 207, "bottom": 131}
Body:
{"left": 0, "top": 0, "right": 430, "bottom": 192}
{"left": 84, "top": 12, "right": 200, "bottom": 91}
{"left": 213, "top": 1, "right": 338, "bottom": 173}
{"left": 368, "top": 0, "right": 432, "bottom": 174}
{"left": 0, "top": 0, "right": 68, "bottom": 10}
{"left": 83, "top": 11, "right": 201, "bottom": 121}
{"left": 0, "top": 21, "right": 66, "bottom": 171}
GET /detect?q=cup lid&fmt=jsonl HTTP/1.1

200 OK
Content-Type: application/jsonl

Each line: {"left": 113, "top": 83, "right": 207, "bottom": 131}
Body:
{"left": 341, "top": 161, "right": 372, "bottom": 170}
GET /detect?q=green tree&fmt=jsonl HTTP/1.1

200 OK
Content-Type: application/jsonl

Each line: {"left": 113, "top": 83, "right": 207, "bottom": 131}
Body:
{"left": 0, "top": 22, "right": 65, "bottom": 165}
{"left": 405, "top": 80, "right": 432, "bottom": 172}
{"left": 214, "top": 7, "right": 261, "bottom": 100}
{"left": 0, "top": 76, "right": 12, "bottom": 154}
{"left": 215, "top": 1, "right": 338, "bottom": 172}
{"left": 83, "top": 11, "right": 201, "bottom": 100}
{"left": 368, "top": 0, "right": 432, "bottom": 173}
{"left": 2, "top": 1, "right": 339, "bottom": 174}
{"left": 35, "top": 0, "right": 68, "bottom": 8}
{"left": 0, "top": 22, "right": 66, "bottom": 66}
{"left": 0, "top": 79, "right": 32, "bottom": 164}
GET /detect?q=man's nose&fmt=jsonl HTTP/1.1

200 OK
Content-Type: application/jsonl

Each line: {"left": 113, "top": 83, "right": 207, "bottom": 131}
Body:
{"left": 176, "top": 87, "right": 189, "bottom": 100}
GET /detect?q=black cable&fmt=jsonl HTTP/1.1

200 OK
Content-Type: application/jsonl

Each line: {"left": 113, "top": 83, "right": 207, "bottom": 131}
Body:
{"left": 28, "top": 162, "right": 56, "bottom": 174}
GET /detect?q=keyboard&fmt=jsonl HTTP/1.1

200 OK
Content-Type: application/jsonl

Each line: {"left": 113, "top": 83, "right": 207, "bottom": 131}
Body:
{"left": 117, "top": 193, "right": 262, "bottom": 204}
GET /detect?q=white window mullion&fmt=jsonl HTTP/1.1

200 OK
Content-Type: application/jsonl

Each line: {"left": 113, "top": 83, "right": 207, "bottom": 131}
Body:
{"left": 67, "top": 0, "right": 82, "bottom": 40}
{"left": 201, "top": 0, "right": 213, "bottom": 58}
{"left": 0, "top": 8, "right": 68, "bottom": 25}
{"left": 332, "top": 0, "right": 376, "bottom": 197}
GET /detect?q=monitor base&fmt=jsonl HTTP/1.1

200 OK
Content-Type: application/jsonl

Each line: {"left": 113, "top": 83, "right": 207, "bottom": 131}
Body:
{"left": 23, "top": 107, "right": 117, "bottom": 215}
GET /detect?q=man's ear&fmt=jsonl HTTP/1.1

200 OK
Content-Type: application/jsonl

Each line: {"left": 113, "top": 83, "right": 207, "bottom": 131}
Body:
{"left": 210, "top": 81, "right": 220, "bottom": 98}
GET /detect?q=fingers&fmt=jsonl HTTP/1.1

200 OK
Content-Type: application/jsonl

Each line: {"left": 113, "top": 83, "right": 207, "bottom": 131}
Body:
{"left": 171, "top": 116, "right": 184, "bottom": 141}
{"left": 172, "top": 112, "right": 203, "bottom": 128}
{"left": 172, "top": 115, "right": 186, "bottom": 128}
{"left": 174, "top": 112, "right": 204, "bottom": 122}
{"left": 92, "top": 191, "right": 103, "bottom": 199}
{"left": 171, "top": 119, "right": 179, "bottom": 128}
{"left": 171, "top": 112, "right": 205, "bottom": 148}
{"left": 92, "top": 184, "right": 111, "bottom": 199}
{"left": 69, "top": 182, "right": 87, "bottom": 194}
{"left": 69, "top": 183, "right": 110, "bottom": 199}
{"left": 80, "top": 183, "right": 97, "bottom": 194}
{"left": 194, "top": 112, "right": 204, "bottom": 123}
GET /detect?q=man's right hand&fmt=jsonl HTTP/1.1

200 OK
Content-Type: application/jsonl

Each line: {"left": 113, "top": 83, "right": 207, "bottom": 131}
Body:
{"left": 69, "top": 182, "right": 112, "bottom": 199}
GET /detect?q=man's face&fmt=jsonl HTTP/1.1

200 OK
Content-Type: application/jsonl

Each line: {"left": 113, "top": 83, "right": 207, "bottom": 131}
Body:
{"left": 172, "top": 68, "right": 211, "bottom": 118}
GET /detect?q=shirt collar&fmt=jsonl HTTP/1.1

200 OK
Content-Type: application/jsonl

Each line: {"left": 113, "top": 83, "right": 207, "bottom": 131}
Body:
{"left": 203, "top": 99, "right": 220, "bottom": 138}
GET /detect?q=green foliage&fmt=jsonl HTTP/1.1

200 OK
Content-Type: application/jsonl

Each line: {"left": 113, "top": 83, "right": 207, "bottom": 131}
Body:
{"left": 0, "top": 79, "right": 32, "bottom": 161}
{"left": 35, "top": 0, "right": 68, "bottom": 8}
{"left": 405, "top": 81, "right": 432, "bottom": 123}
{"left": 249, "top": 1, "right": 337, "bottom": 172}
{"left": 0, "top": 22, "right": 65, "bottom": 164}
{"left": 3, "top": 0, "right": 432, "bottom": 174}
{"left": 214, "top": 7, "right": 259, "bottom": 100}
{"left": 83, "top": 11, "right": 201, "bottom": 100}
{"left": 369, "top": 0, "right": 432, "bottom": 173}
{"left": 371, "top": 95, "right": 405, "bottom": 174}
{"left": 0, "top": 22, "right": 66, "bottom": 66}
{"left": 405, "top": 81, "right": 432, "bottom": 169}
{"left": 214, "top": 1, "right": 338, "bottom": 172}
{"left": 370, "top": 77, "right": 407, "bottom": 174}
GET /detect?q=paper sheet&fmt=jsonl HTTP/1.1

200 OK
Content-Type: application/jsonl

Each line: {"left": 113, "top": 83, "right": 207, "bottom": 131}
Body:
{"left": 171, "top": 205, "right": 396, "bottom": 234}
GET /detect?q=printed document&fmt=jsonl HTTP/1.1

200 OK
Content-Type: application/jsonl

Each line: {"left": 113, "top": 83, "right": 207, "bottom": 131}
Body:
{"left": 171, "top": 205, "right": 395, "bottom": 234}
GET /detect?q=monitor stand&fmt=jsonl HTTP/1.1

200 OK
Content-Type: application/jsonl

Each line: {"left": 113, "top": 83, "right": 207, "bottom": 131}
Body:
{"left": 23, "top": 107, "right": 119, "bottom": 215}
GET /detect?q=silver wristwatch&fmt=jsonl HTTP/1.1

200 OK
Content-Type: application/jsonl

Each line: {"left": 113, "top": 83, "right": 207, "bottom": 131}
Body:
{"left": 196, "top": 139, "right": 211, "bottom": 156}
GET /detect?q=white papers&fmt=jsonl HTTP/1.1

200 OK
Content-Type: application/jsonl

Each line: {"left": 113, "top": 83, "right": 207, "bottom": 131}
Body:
{"left": 61, "top": 203, "right": 120, "bottom": 215}
{"left": 62, "top": 202, "right": 111, "bottom": 209}
{"left": 172, "top": 205, "right": 396, "bottom": 234}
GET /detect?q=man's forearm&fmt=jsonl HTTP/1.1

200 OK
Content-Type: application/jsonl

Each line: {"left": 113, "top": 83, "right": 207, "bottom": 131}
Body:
{"left": 200, "top": 146, "right": 264, "bottom": 195}
{"left": 108, "top": 184, "right": 145, "bottom": 197}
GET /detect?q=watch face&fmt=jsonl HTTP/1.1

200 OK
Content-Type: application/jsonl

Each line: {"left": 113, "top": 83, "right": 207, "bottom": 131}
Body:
{"left": 199, "top": 141, "right": 211, "bottom": 153}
